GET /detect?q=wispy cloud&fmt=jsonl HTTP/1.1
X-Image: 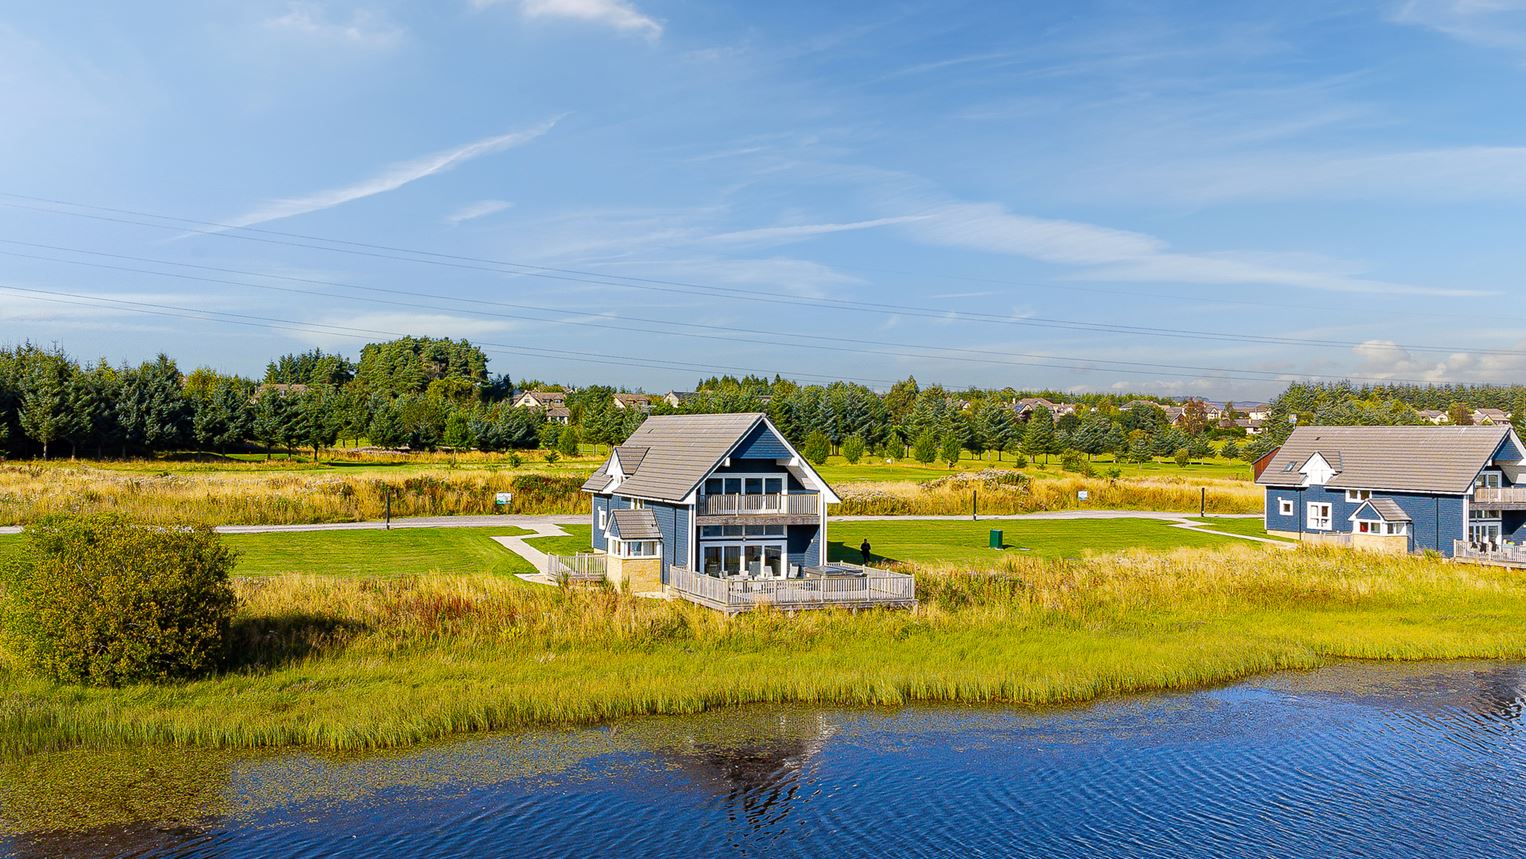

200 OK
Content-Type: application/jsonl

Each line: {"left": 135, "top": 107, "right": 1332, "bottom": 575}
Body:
{"left": 219, "top": 116, "right": 562, "bottom": 230}
{"left": 263, "top": 2, "right": 404, "bottom": 49}
{"left": 1391, "top": 0, "right": 1526, "bottom": 53}
{"left": 475, "top": 0, "right": 663, "bottom": 38}
{"left": 703, "top": 215, "right": 930, "bottom": 247}
{"left": 445, "top": 199, "right": 514, "bottom": 225}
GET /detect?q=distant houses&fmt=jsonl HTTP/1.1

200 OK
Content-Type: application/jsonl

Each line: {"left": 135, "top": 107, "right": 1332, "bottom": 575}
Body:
{"left": 512, "top": 390, "right": 570, "bottom": 425}
{"left": 612, "top": 393, "right": 655, "bottom": 413}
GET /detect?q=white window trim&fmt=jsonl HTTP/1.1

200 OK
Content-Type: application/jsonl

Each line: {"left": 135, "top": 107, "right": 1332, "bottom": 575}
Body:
{"left": 597, "top": 508, "right": 608, "bottom": 532}
{"left": 609, "top": 536, "right": 660, "bottom": 558}
{"left": 701, "top": 472, "right": 793, "bottom": 496}
{"left": 699, "top": 539, "right": 789, "bottom": 578}
{"left": 1307, "top": 502, "right": 1333, "bottom": 531}
{"left": 1278, "top": 498, "right": 1294, "bottom": 516}
{"left": 1345, "top": 489, "right": 1371, "bottom": 503}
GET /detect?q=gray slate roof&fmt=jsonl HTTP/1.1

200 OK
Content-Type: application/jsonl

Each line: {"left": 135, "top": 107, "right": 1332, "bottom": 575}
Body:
{"left": 613, "top": 445, "right": 648, "bottom": 471}
{"left": 580, "top": 464, "right": 612, "bottom": 493}
{"left": 601, "top": 413, "right": 768, "bottom": 502}
{"left": 1256, "top": 425, "right": 1514, "bottom": 494}
{"left": 609, "top": 508, "right": 662, "bottom": 540}
{"left": 1353, "top": 498, "right": 1411, "bottom": 522}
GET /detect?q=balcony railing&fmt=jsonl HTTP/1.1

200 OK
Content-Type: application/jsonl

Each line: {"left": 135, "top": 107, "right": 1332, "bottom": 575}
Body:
{"left": 700, "top": 492, "right": 819, "bottom": 516}
{"left": 667, "top": 564, "right": 916, "bottom": 614}
{"left": 1472, "top": 487, "right": 1526, "bottom": 506}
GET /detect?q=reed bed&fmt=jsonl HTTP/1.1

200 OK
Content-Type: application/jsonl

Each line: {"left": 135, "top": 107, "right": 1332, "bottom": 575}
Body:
{"left": 4, "top": 544, "right": 1524, "bottom": 755}
{"left": 0, "top": 464, "right": 588, "bottom": 526}
{"left": 836, "top": 472, "right": 1262, "bottom": 516}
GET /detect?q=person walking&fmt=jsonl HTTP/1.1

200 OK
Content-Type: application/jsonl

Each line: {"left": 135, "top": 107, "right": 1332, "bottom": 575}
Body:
{"left": 860, "top": 538, "right": 872, "bottom": 565}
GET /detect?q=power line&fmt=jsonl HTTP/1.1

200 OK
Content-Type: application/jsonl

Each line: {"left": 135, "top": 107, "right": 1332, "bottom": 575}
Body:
{"left": 0, "top": 192, "right": 1517, "bottom": 359}
{"left": 0, "top": 282, "right": 901, "bottom": 386}
{"left": 0, "top": 240, "right": 1443, "bottom": 385}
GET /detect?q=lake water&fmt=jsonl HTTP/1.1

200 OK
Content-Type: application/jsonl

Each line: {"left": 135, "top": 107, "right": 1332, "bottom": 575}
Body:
{"left": 6, "top": 661, "right": 1526, "bottom": 858}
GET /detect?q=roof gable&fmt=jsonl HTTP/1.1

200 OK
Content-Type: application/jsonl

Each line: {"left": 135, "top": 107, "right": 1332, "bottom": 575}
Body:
{"left": 1349, "top": 498, "right": 1411, "bottom": 522}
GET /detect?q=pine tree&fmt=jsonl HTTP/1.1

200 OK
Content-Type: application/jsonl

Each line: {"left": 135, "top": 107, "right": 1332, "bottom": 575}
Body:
{"left": 1022, "top": 406, "right": 1058, "bottom": 464}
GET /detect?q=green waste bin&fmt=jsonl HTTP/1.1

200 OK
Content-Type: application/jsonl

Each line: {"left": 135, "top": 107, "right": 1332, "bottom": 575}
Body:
{"left": 989, "top": 529, "right": 1003, "bottom": 549}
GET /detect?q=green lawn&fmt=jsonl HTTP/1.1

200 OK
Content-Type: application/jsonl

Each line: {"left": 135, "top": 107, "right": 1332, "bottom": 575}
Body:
{"left": 0, "top": 533, "right": 21, "bottom": 566}
{"left": 1187, "top": 516, "right": 1293, "bottom": 542}
{"left": 828, "top": 517, "right": 1252, "bottom": 565}
{"left": 525, "top": 524, "right": 593, "bottom": 557}
{"left": 224, "top": 526, "right": 537, "bottom": 578}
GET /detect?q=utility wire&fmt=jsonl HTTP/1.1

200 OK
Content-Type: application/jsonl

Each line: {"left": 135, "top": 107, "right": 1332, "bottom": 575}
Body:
{"left": 0, "top": 192, "right": 1515, "bottom": 359}
{"left": 0, "top": 240, "right": 1438, "bottom": 385}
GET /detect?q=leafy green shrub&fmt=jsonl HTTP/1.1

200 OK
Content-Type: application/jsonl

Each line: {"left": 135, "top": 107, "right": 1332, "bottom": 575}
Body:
{"left": 0, "top": 514, "right": 237, "bottom": 685}
{"left": 802, "top": 430, "right": 831, "bottom": 465}
{"left": 1060, "top": 449, "right": 1095, "bottom": 476}
{"left": 841, "top": 434, "right": 865, "bottom": 464}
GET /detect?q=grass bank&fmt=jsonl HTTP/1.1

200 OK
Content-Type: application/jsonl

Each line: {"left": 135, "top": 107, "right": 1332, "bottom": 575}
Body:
{"left": 4, "top": 544, "right": 1524, "bottom": 755}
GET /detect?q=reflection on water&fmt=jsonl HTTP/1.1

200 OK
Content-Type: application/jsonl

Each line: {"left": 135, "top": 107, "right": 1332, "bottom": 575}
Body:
{"left": 5, "top": 661, "right": 1526, "bottom": 858}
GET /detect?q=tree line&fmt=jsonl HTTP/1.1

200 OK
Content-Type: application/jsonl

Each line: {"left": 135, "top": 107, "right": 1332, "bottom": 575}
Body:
{"left": 3, "top": 340, "right": 1521, "bottom": 464}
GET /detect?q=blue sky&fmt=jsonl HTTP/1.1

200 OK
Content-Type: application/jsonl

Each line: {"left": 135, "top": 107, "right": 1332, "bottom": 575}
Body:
{"left": 4, "top": 0, "right": 1526, "bottom": 398}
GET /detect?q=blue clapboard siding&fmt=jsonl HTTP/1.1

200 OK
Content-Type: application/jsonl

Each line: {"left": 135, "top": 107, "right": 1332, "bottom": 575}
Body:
{"left": 787, "top": 524, "right": 822, "bottom": 570}
{"left": 1263, "top": 484, "right": 1465, "bottom": 554}
{"left": 591, "top": 495, "right": 609, "bottom": 552}
{"left": 648, "top": 501, "right": 686, "bottom": 576}
{"left": 731, "top": 421, "right": 792, "bottom": 460}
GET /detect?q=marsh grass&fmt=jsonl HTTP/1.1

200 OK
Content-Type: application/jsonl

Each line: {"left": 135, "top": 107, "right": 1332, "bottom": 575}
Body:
{"left": 0, "top": 465, "right": 588, "bottom": 526}
{"left": 4, "top": 544, "right": 1524, "bottom": 756}
{"left": 836, "top": 473, "right": 1262, "bottom": 516}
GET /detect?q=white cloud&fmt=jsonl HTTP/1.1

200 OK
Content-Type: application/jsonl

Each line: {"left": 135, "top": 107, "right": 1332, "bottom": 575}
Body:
{"left": 1392, "top": 0, "right": 1526, "bottom": 52}
{"left": 219, "top": 116, "right": 562, "bottom": 229}
{"left": 476, "top": 0, "right": 662, "bottom": 38}
{"left": 263, "top": 3, "right": 403, "bottom": 49}
{"left": 445, "top": 199, "right": 514, "bottom": 225}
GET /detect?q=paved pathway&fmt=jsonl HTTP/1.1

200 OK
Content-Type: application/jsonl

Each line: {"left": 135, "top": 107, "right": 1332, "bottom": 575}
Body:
{"left": 487, "top": 522, "right": 572, "bottom": 586}
{"left": 834, "top": 510, "right": 1261, "bottom": 522}
{"left": 212, "top": 514, "right": 583, "bottom": 534}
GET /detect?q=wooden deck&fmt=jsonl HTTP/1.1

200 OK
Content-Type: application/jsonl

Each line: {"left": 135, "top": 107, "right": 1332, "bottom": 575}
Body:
{"left": 1451, "top": 540, "right": 1526, "bottom": 569}
{"left": 667, "top": 565, "right": 917, "bottom": 615}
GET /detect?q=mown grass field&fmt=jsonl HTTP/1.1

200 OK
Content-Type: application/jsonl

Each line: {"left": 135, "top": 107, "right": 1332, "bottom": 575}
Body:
{"left": 4, "top": 543, "right": 1525, "bottom": 758}
{"left": 815, "top": 454, "right": 1250, "bottom": 484}
{"left": 225, "top": 527, "right": 538, "bottom": 578}
{"left": 525, "top": 524, "right": 594, "bottom": 558}
{"left": 1188, "top": 516, "right": 1290, "bottom": 541}
{"left": 828, "top": 518, "right": 1247, "bottom": 564}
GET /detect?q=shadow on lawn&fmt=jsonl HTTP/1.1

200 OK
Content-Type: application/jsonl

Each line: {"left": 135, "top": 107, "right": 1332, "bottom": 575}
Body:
{"left": 826, "top": 539, "right": 1014, "bottom": 566}
{"left": 225, "top": 613, "right": 369, "bottom": 673}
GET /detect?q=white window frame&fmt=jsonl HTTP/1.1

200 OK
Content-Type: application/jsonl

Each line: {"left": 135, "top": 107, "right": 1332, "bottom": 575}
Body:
{"left": 1307, "top": 502, "right": 1332, "bottom": 531}
{"left": 1345, "top": 489, "right": 1371, "bottom": 503}
{"left": 1384, "top": 522, "right": 1408, "bottom": 536}
{"left": 701, "top": 473, "right": 790, "bottom": 497}
{"left": 610, "top": 537, "right": 660, "bottom": 558}
{"left": 699, "top": 540, "right": 788, "bottom": 579}
{"left": 597, "top": 507, "right": 608, "bottom": 532}
{"left": 1278, "top": 498, "right": 1294, "bottom": 516}
{"left": 1475, "top": 471, "right": 1503, "bottom": 490}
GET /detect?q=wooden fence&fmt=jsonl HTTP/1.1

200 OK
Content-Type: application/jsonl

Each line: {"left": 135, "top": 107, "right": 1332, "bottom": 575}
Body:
{"left": 667, "top": 565, "right": 916, "bottom": 614}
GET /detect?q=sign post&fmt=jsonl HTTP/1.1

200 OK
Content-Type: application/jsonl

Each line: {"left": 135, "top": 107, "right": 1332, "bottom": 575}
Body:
{"left": 495, "top": 492, "right": 513, "bottom": 514}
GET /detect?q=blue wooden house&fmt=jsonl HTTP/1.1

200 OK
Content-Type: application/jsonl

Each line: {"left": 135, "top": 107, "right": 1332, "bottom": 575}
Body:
{"left": 1255, "top": 425, "right": 1526, "bottom": 556}
{"left": 578, "top": 413, "right": 841, "bottom": 592}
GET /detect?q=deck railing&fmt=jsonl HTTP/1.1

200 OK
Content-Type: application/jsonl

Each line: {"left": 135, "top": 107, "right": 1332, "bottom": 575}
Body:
{"left": 667, "top": 565, "right": 915, "bottom": 613}
{"left": 1453, "top": 540, "right": 1526, "bottom": 564}
{"left": 546, "top": 553, "right": 608, "bottom": 584}
{"left": 700, "top": 492, "right": 819, "bottom": 516}
{"left": 1472, "top": 487, "right": 1526, "bottom": 506}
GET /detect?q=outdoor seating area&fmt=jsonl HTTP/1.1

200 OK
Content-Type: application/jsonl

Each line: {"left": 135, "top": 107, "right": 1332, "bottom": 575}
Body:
{"left": 1452, "top": 540, "right": 1526, "bottom": 568}
{"left": 666, "top": 564, "right": 917, "bottom": 615}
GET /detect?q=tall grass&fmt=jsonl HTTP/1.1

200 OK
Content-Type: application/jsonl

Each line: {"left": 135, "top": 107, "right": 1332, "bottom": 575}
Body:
{"left": 836, "top": 472, "right": 1262, "bottom": 515}
{"left": 4, "top": 544, "right": 1524, "bottom": 755}
{"left": 0, "top": 464, "right": 587, "bottom": 526}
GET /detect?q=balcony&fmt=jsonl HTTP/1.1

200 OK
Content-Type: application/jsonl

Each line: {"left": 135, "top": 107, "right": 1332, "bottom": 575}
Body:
{"left": 697, "top": 492, "right": 820, "bottom": 525}
{"left": 1471, "top": 487, "right": 1526, "bottom": 510}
